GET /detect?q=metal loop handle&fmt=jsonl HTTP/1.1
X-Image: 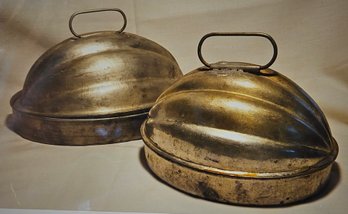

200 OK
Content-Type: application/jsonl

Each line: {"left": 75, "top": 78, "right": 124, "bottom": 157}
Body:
{"left": 197, "top": 32, "right": 278, "bottom": 72}
{"left": 69, "top": 8, "right": 127, "bottom": 38}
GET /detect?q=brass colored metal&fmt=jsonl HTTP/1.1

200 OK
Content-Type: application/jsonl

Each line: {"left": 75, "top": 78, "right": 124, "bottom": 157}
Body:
{"left": 69, "top": 8, "right": 127, "bottom": 38}
{"left": 197, "top": 32, "right": 278, "bottom": 73}
{"left": 141, "top": 32, "right": 338, "bottom": 205}
{"left": 8, "top": 8, "right": 182, "bottom": 145}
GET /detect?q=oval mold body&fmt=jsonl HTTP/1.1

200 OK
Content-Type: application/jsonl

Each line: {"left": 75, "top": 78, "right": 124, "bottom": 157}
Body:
{"left": 141, "top": 33, "right": 338, "bottom": 205}
{"left": 8, "top": 9, "right": 183, "bottom": 145}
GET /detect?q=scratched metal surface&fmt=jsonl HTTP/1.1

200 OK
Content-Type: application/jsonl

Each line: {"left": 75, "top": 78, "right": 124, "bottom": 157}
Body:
{"left": 0, "top": 0, "right": 347, "bottom": 213}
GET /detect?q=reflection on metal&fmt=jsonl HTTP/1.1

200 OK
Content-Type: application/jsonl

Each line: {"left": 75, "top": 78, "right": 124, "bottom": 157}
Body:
{"left": 141, "top": 32, "right": 338, "bottom": 205}
{"left": 8, "top": 8, "right": 182, "bottom": 145}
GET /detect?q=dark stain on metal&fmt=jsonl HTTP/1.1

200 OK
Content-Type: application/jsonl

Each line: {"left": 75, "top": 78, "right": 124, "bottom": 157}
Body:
{"left": 235, "top": 181, "right": 248, "bottom": 202}
{"left": 198, "top": 182, "right": 220, "bottom": 200}
{"left": 204, "top": 156, "right": 220, "bottom": 163}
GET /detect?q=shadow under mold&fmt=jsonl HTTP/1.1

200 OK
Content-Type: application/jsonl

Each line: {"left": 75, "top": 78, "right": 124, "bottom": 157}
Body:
{"left": 138, "top": 146, "right": 341, "bottom": 207}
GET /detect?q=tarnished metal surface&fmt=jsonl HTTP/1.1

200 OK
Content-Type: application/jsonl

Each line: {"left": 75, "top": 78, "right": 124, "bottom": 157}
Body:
{"left": 8, "top": 8, "right": 182, "bottom": 145}
{"left": 144, "top": 144, "right": 333, "bottom": 205}
{"left": 141, "top": 32, "right": 338, "bottom": 205}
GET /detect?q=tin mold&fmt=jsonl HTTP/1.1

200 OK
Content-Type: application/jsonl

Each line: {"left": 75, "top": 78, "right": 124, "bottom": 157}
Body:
{"left": 141, "top": 32, "right": 338, "bottom": 205}
{"left": 9, "top": 9, "right": 182, "bottom": 145}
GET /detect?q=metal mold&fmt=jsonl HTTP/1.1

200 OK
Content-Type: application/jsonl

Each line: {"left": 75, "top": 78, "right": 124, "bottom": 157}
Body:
{"left": 8, "top": 8, "right": 183, "bottom": 145}
{"left": 141, "top": 32, "right": 338, "bottom": 205}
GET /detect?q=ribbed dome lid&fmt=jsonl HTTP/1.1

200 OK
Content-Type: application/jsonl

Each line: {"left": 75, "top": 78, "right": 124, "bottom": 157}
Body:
{"left": 143, "top": 63, "right": 337, "bottom": 175}
{"left": 12, "top": 30, "right": 182, "bottom": 118}
{"left": 142, "top": 33, "right": 337, "bottom": 177}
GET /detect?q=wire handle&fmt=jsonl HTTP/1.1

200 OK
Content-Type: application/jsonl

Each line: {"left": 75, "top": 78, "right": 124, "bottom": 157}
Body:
{"left": 69, "top": 8, "right": 127, "bottom": 38}
{"left": 197, "top": 32, "right": 278, "bottom": 73}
